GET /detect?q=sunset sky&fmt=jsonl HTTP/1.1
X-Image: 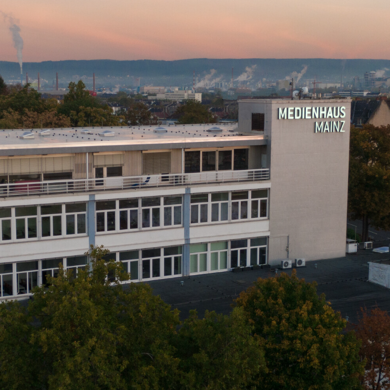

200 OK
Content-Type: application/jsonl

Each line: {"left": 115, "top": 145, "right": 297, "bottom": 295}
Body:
{"left": 1, "top": 0, "right": 390, "bottom": 63}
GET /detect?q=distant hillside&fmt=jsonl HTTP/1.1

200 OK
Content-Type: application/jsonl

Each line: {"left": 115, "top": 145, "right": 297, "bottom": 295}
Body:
{"left": 1, "top": 58, "right": 390, "bottom": 87}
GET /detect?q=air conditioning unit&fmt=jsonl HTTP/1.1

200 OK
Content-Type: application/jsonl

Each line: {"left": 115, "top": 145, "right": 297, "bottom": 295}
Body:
{"left": 281, "top": 260, "right": 292, "bottom": 269}
{"left": 364, "top": 241, "right": 373, "bottom": 250}
{"left": 295, "top": 258, "right": 306, "bottom": 267}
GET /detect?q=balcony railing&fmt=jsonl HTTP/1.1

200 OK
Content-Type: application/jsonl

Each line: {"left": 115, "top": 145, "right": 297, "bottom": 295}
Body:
{"left": 0, "top": 169, "right": 270, "bottom": 198}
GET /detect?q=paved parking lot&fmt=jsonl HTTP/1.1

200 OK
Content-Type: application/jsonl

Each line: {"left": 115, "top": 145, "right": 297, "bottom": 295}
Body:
{"left": 145, "top": 248, "right": 390, "bottom": 324}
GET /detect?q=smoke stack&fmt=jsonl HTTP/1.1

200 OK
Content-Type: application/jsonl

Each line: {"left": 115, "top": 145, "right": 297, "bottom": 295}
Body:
{"left": 38, "top": 73, "right": 40, "bottom": 91}
{"left": 56, "top": 72, "right": 58, "bottom": 91}
{"left": 93, "top": 73, "right": 96, "bottom": 92}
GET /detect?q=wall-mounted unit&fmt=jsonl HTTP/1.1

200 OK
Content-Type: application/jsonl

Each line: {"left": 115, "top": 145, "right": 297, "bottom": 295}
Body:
{"left": 281, "top": 260, "right": 292, "bottom": 269}
{"left": 364, "top": 241, "right": 373, "bottom": 250}
{"left": 295, "top": 258, "right": 306, "bottom": 267}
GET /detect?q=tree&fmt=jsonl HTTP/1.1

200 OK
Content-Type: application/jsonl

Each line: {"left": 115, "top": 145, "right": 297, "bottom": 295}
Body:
{"left": 70, "top": 106, "right": 124, "bottom": 127}
{"left": 125, "top": 102, "right": 157, "bottom": 126}
{"left": 0, "top": 76, "right": 7, "bottom": 96}
{"left": 348, "top": 125, "right": 390, "bottom": 241}
{"left": 355, "top": 307, "right": 390, "bottom": 390}
{"left": 174, "top": 100, "right": 217, "bottom": 124}
{"left": 236, "top": 270, "right": 364, "bottom": 390}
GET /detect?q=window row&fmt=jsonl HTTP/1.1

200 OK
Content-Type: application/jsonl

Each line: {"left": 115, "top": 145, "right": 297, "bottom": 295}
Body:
{"left": 0, "top": 203, "right": 87, "bottom": 242}
{"left": 0, "top": 237, "right": 268, "bottom": 298}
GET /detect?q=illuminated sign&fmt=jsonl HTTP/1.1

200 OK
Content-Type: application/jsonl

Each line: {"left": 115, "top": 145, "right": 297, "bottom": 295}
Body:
{"left": 278, "top": 106, "right": 346, "bottom": 133}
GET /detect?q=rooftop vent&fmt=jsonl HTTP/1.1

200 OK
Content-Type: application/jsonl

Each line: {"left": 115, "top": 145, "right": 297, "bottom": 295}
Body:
{"left": 81, "top": 129, "right": 94, "bottom": 135}
{"left": 39, "top": 129, "right": 50, "bottom": 137}
{"left": 154, "top": 127, "right": 168, "bottom": 134}
{"left": 21, "top": 131, "right": 35, "bottom": 139}
{"left": 207, "top": 126, "right": 223, "bottom": 133}
{"left": 99, "top": 130, "right": 115, "bottom": 137}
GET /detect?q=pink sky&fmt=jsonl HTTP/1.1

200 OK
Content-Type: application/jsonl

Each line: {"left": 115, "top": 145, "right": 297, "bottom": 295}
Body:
{"left": 1, "top": 0, "right": 390, "bottom": 62}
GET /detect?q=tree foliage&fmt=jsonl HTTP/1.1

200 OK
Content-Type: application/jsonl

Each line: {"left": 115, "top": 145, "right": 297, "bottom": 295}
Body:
{"left": 124, "top": 102, "right": 157, "bottom": 126}
{"left": 70, "top": 106, "right": 123, "bottom": 127}
{"left": 355, "top": 307, "right": 390, "bottom": 390}
{"left": 349, "top": 125, "right": 390, "bottom": 241}
{"left": 175, "top": 100, "right": 216, "bottom": 124}
{"left": 0, "top": 76, "right": 8, "bottom": 96}
{"left": 236, "top": 270, "right": 364, "bottom": 390}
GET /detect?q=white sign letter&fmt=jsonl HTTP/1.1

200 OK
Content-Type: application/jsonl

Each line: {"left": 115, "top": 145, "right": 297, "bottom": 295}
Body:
{"left": 278, "top": 108, "right": 287, "bottom": 119}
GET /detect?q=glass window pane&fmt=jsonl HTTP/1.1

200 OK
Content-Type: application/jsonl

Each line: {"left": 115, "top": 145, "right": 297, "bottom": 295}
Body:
{"left": 66, "top": 203, "right": 86, "bottom": 213}
{"left": 96, "top": 201, "right": 116, "bottom": 210}
{"left": 67, "top": 256, "right": 87, "bottom": 266}
{"left": 190, "top": 255, "right": 198, "bottom": 273}
{"left": 211, "top": 203, "right": 219, "bottom": 222}
{"left": 174, "top": 256, "right": 181, "bottom": 275}
{"left": 53, "top": 216, "right": 62, "bottom": 236}
{"left": 231, "top": 250, "right": 238, "bottom": 267}
{"left": 164, "top": 257, "right": 172, "bottom": 276}
{"left": 41, "top": 204, "right": 62, "bottom": 215}
{"left": 232, "top": 192, "right": 248, "bottom": 200}
{"left": 0, "top": 263, "right": 12, "bottom": 274}
{"left": 191, "top": 205, "right": 198, "bottom": 224}
{"left": 218, "top": 151, "right": 232, "bottom": 170}
{"left": 66, "top": 215, "right": 75, "bottom": 234}
{"left": 142, "top": 209, "right": 150, "bottom": 228}
{"left": 0, "top": 208, "right": 11, "bottom": 218}
{"left": 174, "top": 206, "right": 181, "bottom": 225}
{"left": 77, "top": 214, "right": 86, "bottom": 234}
{"left": 142, "top": 260, "right": 150, "bottom": 279}
{"left": 16, "top": 207, "right": 37, "bottom": 217}
{"left": 120, "top": 210, "right": 128, "bottom": 230}
{"left": 240, "top": 249, "right": 247, "bottom": 267}
{"left": 42, "top": 259, "right": 62, "bottom": 269}
{"left": 107, "top": 166, "right": 122, "bottom": 177}
{"left": 260, "top": 200, "right": 267, "bottom": 217}
{"left": 220, "top": 252, "right": 227, "bottom": 269}
{"left": 211, "top": 193, "right": 228, "bottom": 202}
{"left": 260, "top": 248, "right": 267, "bottom": 265}
{"left": 164, "top": 196, "right": 182, "bottom": 205}
{"left": 2, "top": 219, "right": 11, "bottom": 240}
{"left": 42, "top": 217, "right": 51, "bottom": 237}
{"left": 190, "top": 243, "right": 207, "bottom": 253}
{"left": 17, "top": 273, "right": 27, "bottom": 294}
{"left": 202, "top": 151, "right": 216, "bottom": 171}
{"left": 142, "top": 248, "right": 160, "bottom": 258}
{"left": 221, "top": 203, "right": 228, "bottom": 221}
{"left": 199, "top": 254, "right": 207, "bottom": 272}
{"left": 164, "top": 246, "right": 182, "bottom": 256}
{"left": 164, "top": 207, "right": 172, "bottom": 226}
{"left": 210, "top": 241, "right": 228, "bottom": 251}
{"left": 2, "top": 274, "right": 13, "bottom": 296}
{"left": 28, "top": 218, "right": 37, "bottom": 238}
{"left": 231, "top": 202, "right": 239, "bottom": 220}
{"left": 185, "top": 151, "right": 200, "bottom": 173}
{"left": 211, "top": 252, "right": 218, "bottom": 271}
{"left": 252, "top": 200, "right": 259, "bottom": 218}
{"left": 96, "top": 213, "right": 105, "bottom": 232}
{"left": 231, "top": 240, "right": 247, "bottom": 249}
{"left": 241, "top": 201, "right": 248, "bottom": 219}
{"left": 251, "top": 248, "right": 258, "bottom": 266}
{"left": 130, "top": 261, "right": 138, "bottom": 280}
{"left": 16, "top": 219, "right": 25, "bottom": 239}
{"left": 191, "top": 194, "right": 208, "bottom": 203}
{"left": 107, "top": 212, "right": 116, "bottom": 231}
{"left": 17, "top": 261, "right": 38, "bottom": 272}
{"left": 120, "top": 251, "right": 139, "bottom": 261}
{"left": 252, "top": 190, "right": 268, "bottom": 199}
{"left": 251, "top": 237, "right": 267, "bottom": 246}
{"left": 152, "top": 208, "right": 160, "bottom": 227}
{"left": 200, "top": 204, "right": 208, "bottom": 223}
{"left": 119, "top": 199, "right": 138, "bottom": 209}
{"left": 142, "top": 197, "right": 160, "bottom": 207}
{"left": 130, "top": 210, "right": 138, "bottom": 229}
{"left": 29, "top": 272, "right": 38, "bottom": 292}
{"left": 234, "top": 149, "right": 249, "bottom": 170}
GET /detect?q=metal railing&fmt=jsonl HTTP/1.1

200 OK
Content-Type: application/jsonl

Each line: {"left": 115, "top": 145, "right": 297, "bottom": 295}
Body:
{"left": 0, "top": 169, "right": 270, "bottom": 198}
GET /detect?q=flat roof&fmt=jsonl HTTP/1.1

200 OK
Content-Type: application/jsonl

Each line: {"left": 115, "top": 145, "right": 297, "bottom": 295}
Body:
{"left": 0, "top": 123, "right": 266, "bottom": 156}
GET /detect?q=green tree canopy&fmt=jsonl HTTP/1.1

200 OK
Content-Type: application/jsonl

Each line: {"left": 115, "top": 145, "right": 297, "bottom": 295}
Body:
{"left": 174, "top": 100, "right": 217, "bottom": 124}
{"left": 125, "top": 102, "right": 157, "bottom": 126}
{"left": 0, "top": 76, "right": 7, "bottom": 96}
{"left": 348, "top": 125, "right": 390, "bottom": 241}
{"left": 236, "top": 270, "right": 364, "bottom": 390}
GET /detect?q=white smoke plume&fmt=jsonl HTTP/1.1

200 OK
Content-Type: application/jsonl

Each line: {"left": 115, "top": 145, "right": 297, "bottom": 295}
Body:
{"left": 375, "top": 68, "right": 389, "bottom": 78}
{"left": 286, "top": 65, "right": 308, "bottom": 83}
{"left": 1, "top": 12, "right": 24, "bottom": 74}
{"left": 195, "top": 69, "right": 218, "bottom": 88}
{"left": 235, "top": 65, "right": 257, "bottom": 82}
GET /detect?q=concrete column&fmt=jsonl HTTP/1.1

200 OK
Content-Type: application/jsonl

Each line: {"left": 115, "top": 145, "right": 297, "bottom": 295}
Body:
{"left": 182, "top": 187, "right": 191, "bottom": 276}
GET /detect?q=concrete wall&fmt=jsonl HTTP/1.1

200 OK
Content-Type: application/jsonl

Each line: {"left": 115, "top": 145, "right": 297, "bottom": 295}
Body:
{"left": 239, "top": 99, "right": 351, "bottom": 264}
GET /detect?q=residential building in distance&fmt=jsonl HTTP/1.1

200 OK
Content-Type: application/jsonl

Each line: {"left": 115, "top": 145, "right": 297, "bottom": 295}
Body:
{"left": 351, "top": 98, "right": 390, "bottom": 127}
{"left": 0, "top": 99, "right": 351, "bottom": 299}
{"left": 140, "top": 86, "right": 166, "bottom": 94}
{"left": 148, "top": 92, "right": 202, "bottom": 102}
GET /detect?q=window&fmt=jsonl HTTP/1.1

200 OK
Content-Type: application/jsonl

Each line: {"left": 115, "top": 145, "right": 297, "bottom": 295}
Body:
{"left": 143, "top": 152, "right": 171, "bottom": 175}
{"left": 119, "top": 199, "right": 138, "bottom": 231}
{"left": 191, "top": 194, "right": 208, "bottom": 224}
{"left": 0, "top": 208, "right": 11, "bottom": 241}
{"left": 250, "top": 238, "right": 267, "bottom": 265}
{"left": 16, "top": 261, "right": 38, "bottom": 294}
{"left": 94, "top": 166, "right": 122, "bottom": 184}
{"left": 96, "top": 201, "right": 116, "bottom": 232}
{"left": 202, "top": 151, "right": 216, "bottom": 172}
{"left": 41, "top": 258, "right": 62, "bottom": 287}
{"left": 210, "top": 242, "right": 228, "bottom": 271}
{"left": 15, "top": 206, "right": 37, "bottom": 239}
{"left": 185, "top": 151, "right": 200, "bottom": 173}
{"left": 43, "top": 172, "right": 72, "bottom": 181}
{"left": 164, "top": 196, "right": 182, "bottom": 226}
{"left": 190, "top": 243, "right": 208, "bottom": 273}
{"left": 0, "top": 263, "right": 13, "bottom": 297}
{"left": 107, "top": 166, "right": 122, "bottom": 177}
{"left": 120, "top": 251, "right": 139, "bottom": 280}
{"left": 67, "top": 256, "right": 88, "bottom": 277}
{"left": 142, "top": 198, "right": 160, "bottom": 228}
{"left": 252, "top": 113, "right": 264, "bottom": 131}
{"left": 234, "top": 149, "right": 249, "bottom": 170}
{"left": 41, "top": 204, "right": 62, "bottom": 237}
{"left": 231, "top": 192, "right": 248, "bottom": 220}
{"left": 251, "top": 190, "right": 268, "bottom": 219}
{"left": 231, "top": 240, "right": 248, "bottom": 268}
{"left": 142, "top": 248, "right": 161, "bottom": 279}
{"left": 211, "top": 193, "right": 229, "bottom": 222}
{"left": 164, "top": 246, "right": 182, "bottom": 276}
{"left": 218, "top": 151, "right": 232, "bottom": 170}
{"left": 66, "top": 203, "right": 86, "bottom": 235}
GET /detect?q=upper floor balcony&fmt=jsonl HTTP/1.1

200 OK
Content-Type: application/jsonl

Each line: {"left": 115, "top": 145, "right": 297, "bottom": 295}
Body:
{"left": 0, "top": 168, "right": 270, "bottom": 198}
